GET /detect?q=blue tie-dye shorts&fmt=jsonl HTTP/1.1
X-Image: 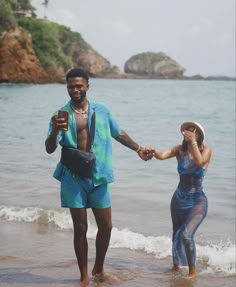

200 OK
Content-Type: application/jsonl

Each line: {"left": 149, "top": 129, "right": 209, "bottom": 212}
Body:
{"left": 60, "top": 169, "right": 111, "bottom": 208}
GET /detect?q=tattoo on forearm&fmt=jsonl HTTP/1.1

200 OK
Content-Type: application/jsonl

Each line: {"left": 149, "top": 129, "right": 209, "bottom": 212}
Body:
{"left": 116, "top": 131, "right": 137, "bottom": 151}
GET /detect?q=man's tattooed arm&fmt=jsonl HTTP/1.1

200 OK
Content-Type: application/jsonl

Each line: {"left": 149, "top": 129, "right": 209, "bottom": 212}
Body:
{"left": 115, "top": 130, "right": 139, "bottom": 151}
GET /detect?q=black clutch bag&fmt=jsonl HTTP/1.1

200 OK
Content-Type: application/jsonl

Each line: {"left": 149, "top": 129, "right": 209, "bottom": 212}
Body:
{"left": 60, "top": 112, "right": 96, "bottom": 178}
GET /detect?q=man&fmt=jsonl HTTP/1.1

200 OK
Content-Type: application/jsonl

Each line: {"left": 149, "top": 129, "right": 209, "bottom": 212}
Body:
{"left": 45, "top": 68, "right": 152, "bottom": 287}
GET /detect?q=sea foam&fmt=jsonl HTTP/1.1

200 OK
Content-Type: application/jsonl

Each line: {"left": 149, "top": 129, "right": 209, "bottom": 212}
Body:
{"left": 0, "top": 205, "right": 235, "bottom": 275}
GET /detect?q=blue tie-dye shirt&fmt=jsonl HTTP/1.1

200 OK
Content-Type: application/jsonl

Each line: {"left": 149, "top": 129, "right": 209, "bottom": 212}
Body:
{"left": 47, "top": 100, "right": 121, "bottom": 186}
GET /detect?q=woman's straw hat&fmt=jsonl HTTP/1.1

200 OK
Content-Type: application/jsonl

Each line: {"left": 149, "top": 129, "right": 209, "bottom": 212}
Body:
{"left": 180, "top": 122, "right": 205, "bottom": 140}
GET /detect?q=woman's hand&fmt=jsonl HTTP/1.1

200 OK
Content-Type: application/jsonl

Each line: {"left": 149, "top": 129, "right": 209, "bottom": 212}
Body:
{"left": 182, "top": 129, "right": 197, "bottom": 144}
{"left": 144, "top": 145, "right": 180, "bottom": 160}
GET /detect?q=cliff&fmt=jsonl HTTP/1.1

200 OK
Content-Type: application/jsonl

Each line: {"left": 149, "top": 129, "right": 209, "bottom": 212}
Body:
{"left": 0, "top": 18, "right": 120, "bottom": 84}
{"left": 0, "top": 27, "right": 54, "bottom": 83}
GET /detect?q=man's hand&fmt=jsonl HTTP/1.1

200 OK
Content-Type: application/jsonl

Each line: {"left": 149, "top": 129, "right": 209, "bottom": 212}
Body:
{"left": 52, "top": 114, "right": 68, "bottom": 134}
{"left": 114, "top": 130, "right": 154, "bottom": 161}
{"left": 45, "top": 114, "right": 65, "bottom": 154}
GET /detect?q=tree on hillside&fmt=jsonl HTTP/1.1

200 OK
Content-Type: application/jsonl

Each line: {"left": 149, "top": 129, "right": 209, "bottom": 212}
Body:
{"left": 41, "top": 0, "right": 49, "bottom": 19}
{"left": 0, "top": 0, "right": 37, "bottom": 33}
{"left": 11, "top": 0, "right": 36, "bottom": 16}
{"left": 0, "top": 0, "right": 17, "bottom": 32}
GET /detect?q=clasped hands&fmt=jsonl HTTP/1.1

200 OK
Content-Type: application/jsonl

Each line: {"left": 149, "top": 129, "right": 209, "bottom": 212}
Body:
{"left": 137, "top": 146, "right": 155, "bottom": 161}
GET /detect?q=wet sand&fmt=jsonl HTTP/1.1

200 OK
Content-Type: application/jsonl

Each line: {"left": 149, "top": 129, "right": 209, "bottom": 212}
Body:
{"left": 0, "top": 221, "right": 235, "bottom": 287}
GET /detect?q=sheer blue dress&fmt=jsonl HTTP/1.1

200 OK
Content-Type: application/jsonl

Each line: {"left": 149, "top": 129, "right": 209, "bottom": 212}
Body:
{"left": 170, "top": 151, "right": 208, "bottom": 268}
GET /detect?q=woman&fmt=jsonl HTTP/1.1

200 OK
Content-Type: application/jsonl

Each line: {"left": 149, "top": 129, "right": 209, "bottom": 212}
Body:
{"left": 149, "top": 122, "right": 212, "bottom": 278}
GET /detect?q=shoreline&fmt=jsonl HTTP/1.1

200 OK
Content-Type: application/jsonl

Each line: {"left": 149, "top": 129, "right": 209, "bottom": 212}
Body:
{"left": 0, "top": 220, "right": 235, "bottom": 287}
{"left": 0, "top": 74, "right": 235, "bottom": 85}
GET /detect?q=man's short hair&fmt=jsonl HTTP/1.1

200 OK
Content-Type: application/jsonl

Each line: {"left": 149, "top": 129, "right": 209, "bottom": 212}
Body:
{"left": 66, "top": 68, "right": 89, "bottom": 83}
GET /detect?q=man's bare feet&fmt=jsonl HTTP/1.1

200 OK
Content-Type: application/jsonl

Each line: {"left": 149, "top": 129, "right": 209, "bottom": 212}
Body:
{"left": 78, "top": 277, "right": 90, "bottom": 287}
{"left": 92, "top": 264, "right": 103, "bottom": 277}
{"left": 92, "top": 272, "right": 105, "bottom": 282}
{"left": 92, "top": 272, "right": 120, "bottom": 284}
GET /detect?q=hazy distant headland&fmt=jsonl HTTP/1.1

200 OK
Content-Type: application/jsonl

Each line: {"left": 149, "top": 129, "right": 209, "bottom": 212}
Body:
{"left": 0, "top": 0, "right": 235, "bottom": 83}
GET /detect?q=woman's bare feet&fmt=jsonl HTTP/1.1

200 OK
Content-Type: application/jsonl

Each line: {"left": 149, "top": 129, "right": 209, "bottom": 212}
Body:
{"left": 188, "top": 266, "right": 197, "bottom": 279}
{"left": 172, "top": 264, "right": 182, "bottom": 272}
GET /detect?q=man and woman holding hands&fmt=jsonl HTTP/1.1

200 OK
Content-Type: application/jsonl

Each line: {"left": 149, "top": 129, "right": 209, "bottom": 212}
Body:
{"left": 45, "top": 68, "right": 212, "bottom": 286}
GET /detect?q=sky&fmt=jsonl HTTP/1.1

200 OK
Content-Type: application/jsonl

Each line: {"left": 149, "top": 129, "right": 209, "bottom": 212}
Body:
{"left": 31, "top": 0, "right": 235, "bottom": 77}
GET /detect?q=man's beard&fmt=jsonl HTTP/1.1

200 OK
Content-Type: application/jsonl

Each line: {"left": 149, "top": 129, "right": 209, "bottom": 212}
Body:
{"left": 70, "top": 91, "right": 86, "bottom": 104}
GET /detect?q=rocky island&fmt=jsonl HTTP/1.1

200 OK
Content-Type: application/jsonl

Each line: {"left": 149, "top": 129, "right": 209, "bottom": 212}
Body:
{"left": 124, "top": 52, "right": 185, "bottom": 79}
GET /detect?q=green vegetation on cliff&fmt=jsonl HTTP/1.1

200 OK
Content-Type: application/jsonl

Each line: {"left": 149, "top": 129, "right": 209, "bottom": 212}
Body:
{"left": 0, "top": 0, "right": 16, "bottom": 32}
{"left": 0, "top": 0, "right": 113, "bottom": 76}
{"left": 17, "top": 17, "right": 92, "bottom": 71}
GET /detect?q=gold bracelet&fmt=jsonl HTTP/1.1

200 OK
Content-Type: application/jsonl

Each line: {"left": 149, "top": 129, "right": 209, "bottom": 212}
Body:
{"left": 192, "top": 141, "right": 198, "bottom": 147}
{"left": 135, "top": 145, "right": 141, "bottom": 153}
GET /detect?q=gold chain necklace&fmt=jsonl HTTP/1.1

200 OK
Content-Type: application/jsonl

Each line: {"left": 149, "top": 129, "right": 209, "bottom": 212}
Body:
{"left": 71, "top": 104, "right": 88, "bottom": 119}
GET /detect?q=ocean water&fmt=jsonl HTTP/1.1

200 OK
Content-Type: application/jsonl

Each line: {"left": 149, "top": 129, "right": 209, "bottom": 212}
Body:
{"left": 0, "top": 79, "right": 235, "bottom": 287}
